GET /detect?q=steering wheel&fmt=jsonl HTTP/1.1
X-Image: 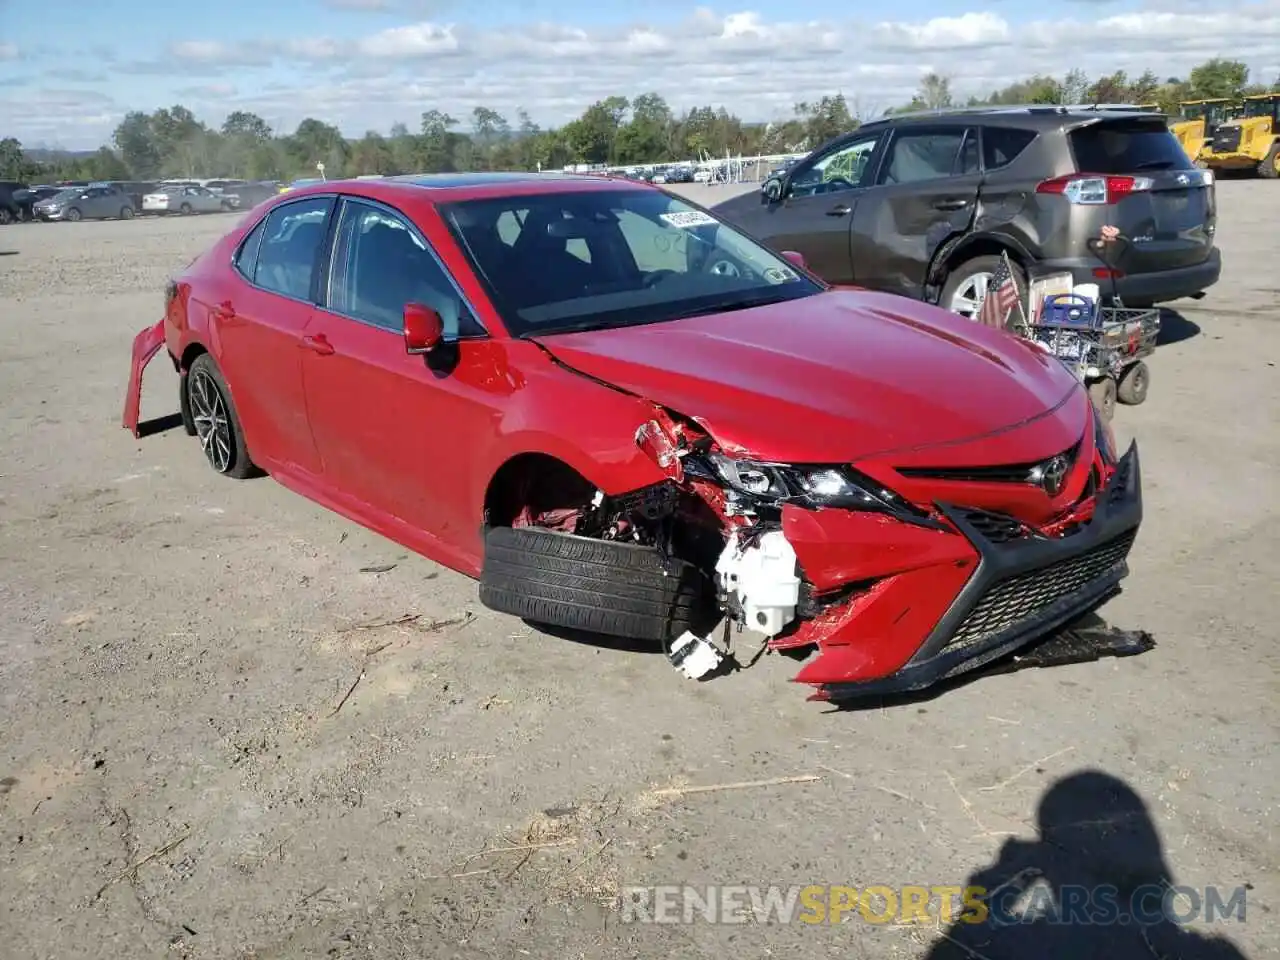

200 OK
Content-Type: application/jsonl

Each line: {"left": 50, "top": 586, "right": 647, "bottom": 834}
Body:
{"left": 706, "top": 258, "right": 744, "bottom": 279}
{"left": 821, "top": 176, "right": 856, "bottom": 192}
{"left": 643, "top": 269, "right": 678, "bottom": 288}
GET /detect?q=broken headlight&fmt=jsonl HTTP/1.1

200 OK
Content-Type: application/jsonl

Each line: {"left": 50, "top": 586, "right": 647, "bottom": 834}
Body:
{"left": 701, "top": 453, "right": 915, "bottom": 514}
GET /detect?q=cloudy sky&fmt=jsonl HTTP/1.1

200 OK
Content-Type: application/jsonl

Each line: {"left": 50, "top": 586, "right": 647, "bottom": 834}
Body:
{"left": 0, "top": 0, "right": 1275, "bottom": 149}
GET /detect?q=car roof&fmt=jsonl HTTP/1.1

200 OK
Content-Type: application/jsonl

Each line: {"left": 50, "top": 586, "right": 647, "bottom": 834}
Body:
{"left": 284, "top": 170, "right": 650, "bottom": 203}
{"left": 859, "top": 104, "right": 1166, "bottom": 132}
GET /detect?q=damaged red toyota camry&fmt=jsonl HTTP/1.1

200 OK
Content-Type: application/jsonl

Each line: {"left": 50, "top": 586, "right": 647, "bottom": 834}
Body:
{"left": 123, "top": 172, "right": 1144, "bottom": 702}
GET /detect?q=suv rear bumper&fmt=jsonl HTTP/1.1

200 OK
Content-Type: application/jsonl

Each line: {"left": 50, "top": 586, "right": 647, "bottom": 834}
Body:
{"left": 1039, "top": 247, "right": 1220, "bottom": 305}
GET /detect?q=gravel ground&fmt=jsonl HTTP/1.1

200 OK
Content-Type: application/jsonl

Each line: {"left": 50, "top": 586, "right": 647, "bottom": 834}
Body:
{"left": 0, "top": 185, "right": 1276, "bottom": 960}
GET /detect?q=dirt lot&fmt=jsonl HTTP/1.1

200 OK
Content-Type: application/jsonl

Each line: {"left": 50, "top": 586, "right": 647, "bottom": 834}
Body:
{"left": 1, "top": 184, "right": 1276, "bottom": 960}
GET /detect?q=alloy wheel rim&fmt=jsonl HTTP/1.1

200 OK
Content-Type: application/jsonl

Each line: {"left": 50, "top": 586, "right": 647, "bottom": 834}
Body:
{"left": 949, "top": 272, "right": 993, "bottom": 319}
{"left": 189, "top": 370, "right": 233, "bottom": 472}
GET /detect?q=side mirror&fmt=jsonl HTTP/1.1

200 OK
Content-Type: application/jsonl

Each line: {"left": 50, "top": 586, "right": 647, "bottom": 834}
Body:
{"left": 781, "top": 250, "right": 807, "bottom": 270}
{"left": 762, "top": 177, "right": 786, "bottom": 204}
{"left": 403, "top": 303, "right": 444, "bottom": 354}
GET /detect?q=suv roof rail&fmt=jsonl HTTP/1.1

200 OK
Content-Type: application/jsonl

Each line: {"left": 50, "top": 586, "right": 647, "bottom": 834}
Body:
{"left": 872, "top": 102, "right": 1164, "bottom": 123}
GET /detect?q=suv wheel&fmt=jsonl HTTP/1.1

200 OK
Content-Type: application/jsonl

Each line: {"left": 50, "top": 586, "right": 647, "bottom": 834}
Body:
{"left": 1260, "top": 143, "right": 1280, "bottom": 180}
{"left": 940, "top": 255, "right": 1027, "bottom": 323}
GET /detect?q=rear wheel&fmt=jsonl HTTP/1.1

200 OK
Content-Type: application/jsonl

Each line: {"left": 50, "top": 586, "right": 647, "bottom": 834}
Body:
{"left": 119, "top": 206, "right": 134, "bottom": 220}
{"left": 479, "top": 526, "right": 715, "bottom": 643}
{"left": 940, "top": 255, "right": 1027, "bottom": 326}
{"left": 1260, "top": 143, "right": 1280, "bottom": 179}
{"left": 186, "top": 354, "right": 258, "bottom": 478}
{"left": 0, "top": 208, "right": 12, "bottom": 225}
{"left": 1088, "top": 378, "right": 1118, "bottom": 423}
{"left": 180, "top": 202, "right": 193, "bottom": 215}
{"left": 1116, "top": 361, "right": 1150, "bottom": 405}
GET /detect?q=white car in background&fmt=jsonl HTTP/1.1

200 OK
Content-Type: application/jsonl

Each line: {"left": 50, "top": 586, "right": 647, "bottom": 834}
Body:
{"left": 141, "top": 185, "right": 225, "bottom": 215}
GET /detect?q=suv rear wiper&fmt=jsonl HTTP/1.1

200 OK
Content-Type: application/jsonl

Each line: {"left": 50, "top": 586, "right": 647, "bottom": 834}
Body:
{"left": 1132, "top": 160, "right": 1179, "bottom": 170}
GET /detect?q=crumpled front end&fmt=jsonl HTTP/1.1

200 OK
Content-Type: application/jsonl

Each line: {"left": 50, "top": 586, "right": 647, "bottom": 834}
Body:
{"left": 626, "top": 396, "right": 1145, "bottom": 701}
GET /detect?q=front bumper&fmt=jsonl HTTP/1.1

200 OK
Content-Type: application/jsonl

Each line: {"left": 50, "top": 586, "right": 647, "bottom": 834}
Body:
{"left": 1039, "top": 248, "right": 1220, "bottom": 305}
{"left": 791, "top": 441, "right": 1143, "bottom": 701}
{"left": 34, "top": 208, "right": 65, "bottom": 220}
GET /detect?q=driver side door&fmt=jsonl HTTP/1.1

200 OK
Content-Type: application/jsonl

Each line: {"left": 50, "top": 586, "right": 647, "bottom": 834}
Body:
{"left": 751, "top": 131, "right": 886, "bottom": 283}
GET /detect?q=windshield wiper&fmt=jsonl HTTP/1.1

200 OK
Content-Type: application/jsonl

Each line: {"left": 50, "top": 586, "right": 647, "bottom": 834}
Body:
{"left": 678, "top": 294, "right": 791, "bottom": 319}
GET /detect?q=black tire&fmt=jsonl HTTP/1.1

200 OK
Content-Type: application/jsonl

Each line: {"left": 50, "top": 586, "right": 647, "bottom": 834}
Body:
{"left": 1260, "top": 143, "right": 1280, "bottom": 179}
{"left": 939, "top": 254, "right": 1027, "bottom": 327}
{"left": 479, "top": 526, "right": 714, "bottom": 643}
{"left": 1116, "top": 360, "right": 1150, "bottom": 405}
{"left": 186, "top": 354, "right": 259, "bottom": 479}
{"left": 65, "top": 207, "right": 82, "bottom": 222}
{"left": 120, "top": 206, "right": 134, "bottom": 220}
{"left": 1088, "top": 378, "right": 1118, "bottom": 423}
{"left": 179, "top": 202, "right": 193, "bottom": 215}
{"left": 0, "top": 207, "right": 12, "bottom": 225}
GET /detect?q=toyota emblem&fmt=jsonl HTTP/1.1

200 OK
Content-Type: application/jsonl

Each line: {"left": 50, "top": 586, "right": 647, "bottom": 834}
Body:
{"left": 1038, "top": 455, "right": 1070, "bottom": 496}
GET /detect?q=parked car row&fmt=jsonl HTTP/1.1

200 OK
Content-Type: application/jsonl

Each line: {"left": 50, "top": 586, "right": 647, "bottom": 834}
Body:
{"left": 0, "top": 178, "right": 284, "bottom": 224}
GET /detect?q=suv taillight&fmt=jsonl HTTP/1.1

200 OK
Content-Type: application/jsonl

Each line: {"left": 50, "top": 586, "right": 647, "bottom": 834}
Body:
{"left": 1036, "top": 174, "right": 1154, "bottom": 204}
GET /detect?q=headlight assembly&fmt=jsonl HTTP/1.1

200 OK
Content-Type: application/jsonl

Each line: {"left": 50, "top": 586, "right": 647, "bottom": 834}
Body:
{"left": 700, "top": 453, "right": 917, "bottom": 515}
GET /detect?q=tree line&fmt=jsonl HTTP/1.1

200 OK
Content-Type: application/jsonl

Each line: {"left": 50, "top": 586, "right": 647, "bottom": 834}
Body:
{"left": 1, "top": 57, "right": 1275, "bottom": 184}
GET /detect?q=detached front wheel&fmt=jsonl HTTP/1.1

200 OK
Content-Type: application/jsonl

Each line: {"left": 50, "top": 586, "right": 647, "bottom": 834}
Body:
{"left": 479, "top": 526, "right": 715, "bottom": 643}
{"left": 186, "top": 354, "right": 258, "bottom": 478}
{"left": 1088, "top": 378, "right": 1118, "bottom": 423}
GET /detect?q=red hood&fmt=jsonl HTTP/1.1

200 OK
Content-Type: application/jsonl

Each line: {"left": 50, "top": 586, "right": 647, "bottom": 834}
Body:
{"left": 533, "top": 289, "right": 1085, "bottom": 463}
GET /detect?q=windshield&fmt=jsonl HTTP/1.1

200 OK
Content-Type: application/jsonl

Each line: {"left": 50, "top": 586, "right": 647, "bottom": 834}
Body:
{"left": 440, "top": 188, "right": 822, "bottom": 337}
{"left": 1244, "top": 99, "right": 1275, "bottom": 118}
{"left": 51, "top": 189, "right": 81, "bottom": 201}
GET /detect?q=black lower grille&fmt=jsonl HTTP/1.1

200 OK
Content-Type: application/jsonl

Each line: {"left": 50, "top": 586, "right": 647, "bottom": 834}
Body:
{"left": 1212, "top": 127, "right": 1242, "bottom": 152}
{"left": 949, "top": 531, "right": 1137, "bottom": 649}
{"left": 961, "top": 508, "right": 1027, "bottom": 544}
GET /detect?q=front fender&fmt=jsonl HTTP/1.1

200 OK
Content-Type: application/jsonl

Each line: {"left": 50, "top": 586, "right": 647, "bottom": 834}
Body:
{"left": 122, "top": 320, "right": 167, "bottom": 437}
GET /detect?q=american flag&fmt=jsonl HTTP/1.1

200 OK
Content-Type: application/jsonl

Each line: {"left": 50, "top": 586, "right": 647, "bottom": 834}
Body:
{"left": 977, "top": 253, "right": 1020, "bottom": 329}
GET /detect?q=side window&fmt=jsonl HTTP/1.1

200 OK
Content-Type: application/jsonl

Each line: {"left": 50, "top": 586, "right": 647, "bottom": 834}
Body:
{"left": 879, "top": 129, "right": 966, "bottom": 185}
{"left": 328, "top": 199, "right": 483, "bottom": 337}
{"left": 233, "top": 218, "right": 267, "bottom": 280}
{"left": 790, "top": 134, "right": 883, "bottom": 198}
{"left": 982, "top": 128, "right": 1037, "bottom": 171}
{"left": 253, "top": 197, "right": 331, "bottom": 300}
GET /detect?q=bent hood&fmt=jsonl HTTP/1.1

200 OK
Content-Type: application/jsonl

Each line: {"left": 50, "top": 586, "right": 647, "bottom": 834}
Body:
{"left": 532, "top": 289, "right": 1086, "bottom": 463}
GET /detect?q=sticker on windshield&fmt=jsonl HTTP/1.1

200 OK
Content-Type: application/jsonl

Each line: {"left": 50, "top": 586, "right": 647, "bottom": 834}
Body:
{"left": 660, "top": 211, "right": 717, "bottom": 228}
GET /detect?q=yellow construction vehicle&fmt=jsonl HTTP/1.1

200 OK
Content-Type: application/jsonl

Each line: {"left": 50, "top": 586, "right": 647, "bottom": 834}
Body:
{"left": 1169, "top": 98, "right": 1236, "bottom": 162}
{"left": 1201, "top": 93, "right": 1280, "bottom": 178}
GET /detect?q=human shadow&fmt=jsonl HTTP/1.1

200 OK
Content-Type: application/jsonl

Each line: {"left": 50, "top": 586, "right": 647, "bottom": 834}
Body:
{"left": 1157, "top": 307, "right": 1202, "bottom": 346}
{"left": 923, "top": 770, "right": 1252, "bottom": 960}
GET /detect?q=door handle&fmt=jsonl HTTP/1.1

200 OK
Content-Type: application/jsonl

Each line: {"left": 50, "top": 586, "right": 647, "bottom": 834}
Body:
{"left": 826, "top": 204, "right": 852, "bottom": 217}
{"left": 933, "top": 198, "right": 969, "bottom": 211}
{"left": 299, "top": 334, "right": 335, "bottom": 356}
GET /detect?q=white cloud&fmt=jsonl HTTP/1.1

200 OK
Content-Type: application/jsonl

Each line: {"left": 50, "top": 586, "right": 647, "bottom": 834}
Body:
{"left": 0, "top": 41, "right": 19, "bottom": 59}
{"left": 5, "top": 5, "right": 1275, "bottom": 148}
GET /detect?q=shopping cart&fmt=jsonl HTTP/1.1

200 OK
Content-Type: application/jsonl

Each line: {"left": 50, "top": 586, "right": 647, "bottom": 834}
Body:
{"left": 1020, "top": 234, "right": 1160, "bottom": 422}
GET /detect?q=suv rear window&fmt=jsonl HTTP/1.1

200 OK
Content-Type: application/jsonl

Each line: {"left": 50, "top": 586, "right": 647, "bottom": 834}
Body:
{"left": 1068, "top": 120, "right": 1192, "bottom": 173}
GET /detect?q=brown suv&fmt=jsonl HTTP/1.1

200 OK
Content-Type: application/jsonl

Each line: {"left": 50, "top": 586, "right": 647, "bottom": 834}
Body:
{"left": 713, "top": 106, "right": 1220, "bottom": 314}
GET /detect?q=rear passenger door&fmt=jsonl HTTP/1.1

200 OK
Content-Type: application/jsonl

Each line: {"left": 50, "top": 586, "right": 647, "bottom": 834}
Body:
{"left": 215, "top": 195, "right": 334, "bottom": 476}
{"left": 848, "top": 125, "right": 981, "bottom": 297}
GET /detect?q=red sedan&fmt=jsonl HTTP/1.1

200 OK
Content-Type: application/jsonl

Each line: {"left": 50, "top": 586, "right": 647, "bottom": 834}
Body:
{"left": 123, "top": 173, "right": 1145, "bottom": 701}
